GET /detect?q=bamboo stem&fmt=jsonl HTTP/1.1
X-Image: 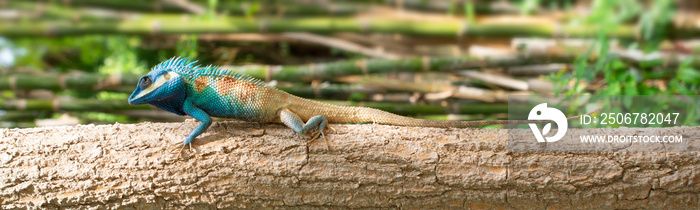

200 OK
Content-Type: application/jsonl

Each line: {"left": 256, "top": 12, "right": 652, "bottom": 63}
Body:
{"left": 281, "top": 32, "right": 401, "bottom": 59}
{"left": 337, "top": 75, "right": 514, "bottom": 102}
{"left": 0, "top": 111, "right": 48, "bottom": 122}
{"left": 0, "top": 15, "right": 644, "bottom": 38}
{"left": 162, "top": 0, "right": 205, "bottom": 14}
{"left": 17, "top": 0, "right": 534, "bottom": 18}
{"left": 232, "top": 54, "right": 574, "bottom": 81}
{"left": 0, "top": 99, "right": 151, "bottom": 111}
{"left": 319, "top": 100, "right": 509, "bottom": 115}
{"left": 18, "top": 0, "right": 360, "bottom": 16}
{"left": 0, "top": 73, "right": 141, "bottom": 91}
{"left": 456, "top": 70, "right": 529, "bottom": 91}
{"left": 276, "top": 83, "right": 384, "bottom": 100}
{"left": 507, "top": 64, "right": 567, "bottom": 76}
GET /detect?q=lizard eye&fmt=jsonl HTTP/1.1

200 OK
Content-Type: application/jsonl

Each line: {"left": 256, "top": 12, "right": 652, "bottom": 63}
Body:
{"left": 139, "top": 76, "right": 152, "bottom": 89}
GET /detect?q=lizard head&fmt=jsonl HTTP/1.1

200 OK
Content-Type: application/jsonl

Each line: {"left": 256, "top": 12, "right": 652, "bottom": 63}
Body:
{"left": 128, "top": 57, "right": 193, "bottom": 115}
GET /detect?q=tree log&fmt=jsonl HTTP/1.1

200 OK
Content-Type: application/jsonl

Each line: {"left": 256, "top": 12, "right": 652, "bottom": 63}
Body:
{"left": 0, "top": 122, "right": 698, "bottom": 209}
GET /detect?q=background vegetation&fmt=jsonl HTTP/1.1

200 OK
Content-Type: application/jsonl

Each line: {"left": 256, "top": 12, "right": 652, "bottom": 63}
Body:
{"left": 0, "top": 0, "right": 697, "bottom": 128}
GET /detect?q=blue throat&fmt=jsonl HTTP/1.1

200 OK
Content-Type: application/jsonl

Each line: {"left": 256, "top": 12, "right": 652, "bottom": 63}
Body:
{"left": 148, "top": 94, "right": 187, "bottom": 116}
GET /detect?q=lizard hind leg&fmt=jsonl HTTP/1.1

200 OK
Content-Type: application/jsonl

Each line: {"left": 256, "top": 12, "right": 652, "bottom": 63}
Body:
{"left": 279, "top": 109, "right": 330, "bottom": 150}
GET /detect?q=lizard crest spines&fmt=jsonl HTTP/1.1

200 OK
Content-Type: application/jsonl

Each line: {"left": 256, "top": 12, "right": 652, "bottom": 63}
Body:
{"left": 152, "top": 56, "right": 200, "bottom": 74}
{"left": 155, "top": 57, "right": 270, "bottom": 88}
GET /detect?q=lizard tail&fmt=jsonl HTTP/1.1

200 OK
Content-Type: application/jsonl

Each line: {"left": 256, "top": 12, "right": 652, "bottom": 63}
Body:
{"left": 345, "top": 106, "right": 599, "bottom": 127}
{"left": 288, "top": 96, "right": 602, "bottom": 128}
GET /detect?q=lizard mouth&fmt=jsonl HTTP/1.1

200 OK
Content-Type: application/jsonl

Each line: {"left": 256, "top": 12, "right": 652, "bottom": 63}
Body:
{"left": 127, "top": 94, "right": 145, "bottom": 105}
{"left": 127, "top": 89, "right": 150, "bottom": 105}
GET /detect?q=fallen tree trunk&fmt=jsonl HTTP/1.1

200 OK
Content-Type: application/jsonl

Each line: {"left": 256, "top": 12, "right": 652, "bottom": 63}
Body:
{"left": 0, "top": 122, "right": 698, "bottom": 208}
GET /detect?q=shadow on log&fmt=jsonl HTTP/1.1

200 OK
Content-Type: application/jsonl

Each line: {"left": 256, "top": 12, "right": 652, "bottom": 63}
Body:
{"left": 0, "top": 122, "right": 698, "bottom": 208}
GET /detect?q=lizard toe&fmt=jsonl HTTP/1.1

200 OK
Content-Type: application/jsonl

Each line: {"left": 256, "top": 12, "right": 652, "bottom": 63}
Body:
{"left": 327, "top": 125, "right": 337, "bottom": 133}
{"left": 170, "top": 139, "right": 196, "bottom": 159}
{"left": 308, "top": 130, "right": 331, "bottom": 152}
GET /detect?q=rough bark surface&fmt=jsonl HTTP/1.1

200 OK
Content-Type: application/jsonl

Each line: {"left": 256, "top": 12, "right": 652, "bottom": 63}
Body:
{"left": 0, "top": 121, "right": 698, "bottom": 209}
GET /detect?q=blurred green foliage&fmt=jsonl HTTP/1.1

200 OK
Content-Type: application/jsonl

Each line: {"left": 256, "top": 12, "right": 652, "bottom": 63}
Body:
{"left": 547, "top": 0, "right": 697, "bottom": 126}
{"left": 639, "top": 0, "right": 675, "bottom": 51}
{"left": 176, "top": 35, "right": 200, "bottom": 59}
{"left": 99, "top": 36, "right": 147, "bottom": 75}
{"left": 553, "top": 0, "right": 694, "bottom": 96}
{"left": 519, "top": 0, "right": 540, "bottom": 16}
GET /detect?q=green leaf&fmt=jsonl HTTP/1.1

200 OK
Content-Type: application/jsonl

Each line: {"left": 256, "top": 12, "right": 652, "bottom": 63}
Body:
{"left": 677, "top": 66, "right": 700, "bottom": 85}
{"left": 624, "top": 75, "right": 639, "bottom": 95}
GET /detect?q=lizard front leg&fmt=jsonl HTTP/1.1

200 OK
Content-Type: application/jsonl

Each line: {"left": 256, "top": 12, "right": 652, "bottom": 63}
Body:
{"left": 181, "top": 99, "right": 213, "bottom": 150}
{"left": 279, "top": 109, "right": 328, "bottom": 140}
